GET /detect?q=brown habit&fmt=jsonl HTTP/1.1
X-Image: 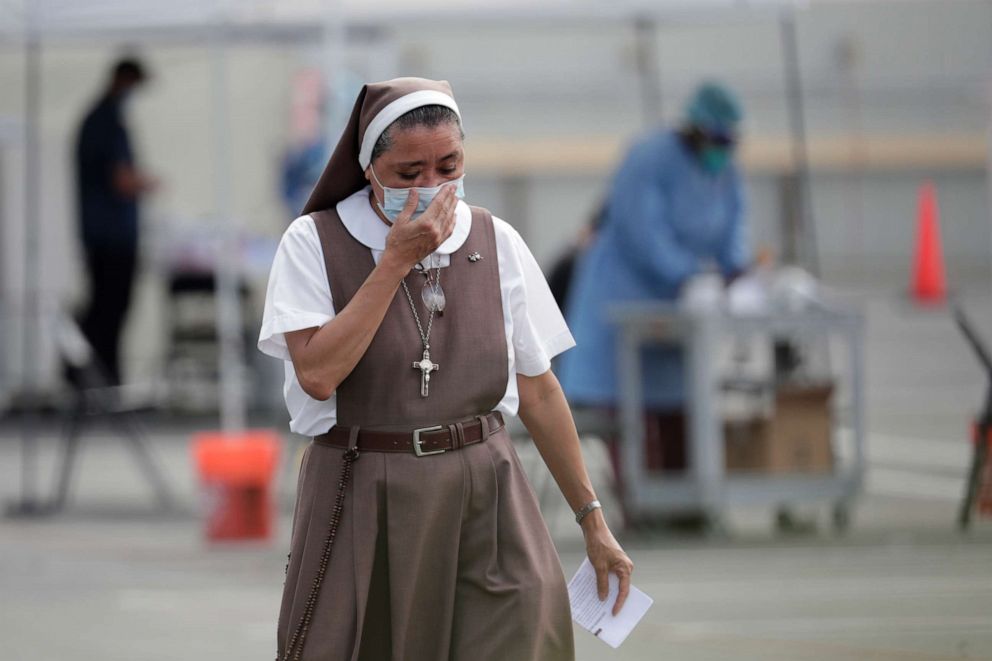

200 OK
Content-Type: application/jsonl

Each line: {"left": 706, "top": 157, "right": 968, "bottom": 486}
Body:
{"left": 275, "top": 200, "right": 575, "bottom": 659}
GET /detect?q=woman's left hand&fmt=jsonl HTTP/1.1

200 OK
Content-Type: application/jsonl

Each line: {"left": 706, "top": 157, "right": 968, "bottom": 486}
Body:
{"left": 581, "top": 513, "right": 634, "bottom": 615}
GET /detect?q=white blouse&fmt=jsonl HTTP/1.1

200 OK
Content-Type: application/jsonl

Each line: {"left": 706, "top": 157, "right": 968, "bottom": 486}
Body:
{"left": 257, "top": 186, "right": 575, "bottom": 436}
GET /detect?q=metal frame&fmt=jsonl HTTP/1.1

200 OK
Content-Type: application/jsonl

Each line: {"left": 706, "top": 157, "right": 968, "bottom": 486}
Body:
{"left": 954, "top": 306, "right": 992, "bottom": 529}
{"left": 610, "top": 302, "right": 866, "bottom": 529}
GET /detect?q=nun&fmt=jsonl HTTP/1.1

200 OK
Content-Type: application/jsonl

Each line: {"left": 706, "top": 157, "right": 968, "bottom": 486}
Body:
{"left": 258, "top": 77, "right": 633, "bottom": 660}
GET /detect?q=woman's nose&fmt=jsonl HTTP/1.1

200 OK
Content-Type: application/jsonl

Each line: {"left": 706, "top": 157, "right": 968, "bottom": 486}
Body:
{"left": 417, "top": 169, "right": 460, "bottom": 189}
{"left": 418, "top": 174, "right": 445, "bottom": 188}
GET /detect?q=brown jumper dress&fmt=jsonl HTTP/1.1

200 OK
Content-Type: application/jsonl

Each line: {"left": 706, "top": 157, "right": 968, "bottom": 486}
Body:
{"left": 276, "top": 206, "right": 575, "bottom": 660}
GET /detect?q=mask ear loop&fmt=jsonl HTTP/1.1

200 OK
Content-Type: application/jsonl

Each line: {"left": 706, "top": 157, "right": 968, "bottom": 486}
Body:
{"left": 369, "top": 164, "right": 387, "bottom": 208}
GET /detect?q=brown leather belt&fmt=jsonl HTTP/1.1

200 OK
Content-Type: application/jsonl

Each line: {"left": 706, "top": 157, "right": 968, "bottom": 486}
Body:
{"left": 314, "top": 411, "right": 504, "bottom": 457}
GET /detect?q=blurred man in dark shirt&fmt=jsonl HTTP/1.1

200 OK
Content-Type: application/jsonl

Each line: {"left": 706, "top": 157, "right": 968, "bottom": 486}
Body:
{"left": 74, "top": 57, "right": 157, "bottom": 385}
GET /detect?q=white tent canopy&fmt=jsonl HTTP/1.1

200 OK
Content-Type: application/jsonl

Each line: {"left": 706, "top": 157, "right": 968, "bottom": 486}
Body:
{"left": 2, "top": 1, "right": 805, "bottom": 40}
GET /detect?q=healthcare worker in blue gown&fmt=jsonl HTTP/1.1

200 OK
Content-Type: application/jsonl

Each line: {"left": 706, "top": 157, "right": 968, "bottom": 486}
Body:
{"left": 560, "top": 82, "right": 750, "bottom": 486}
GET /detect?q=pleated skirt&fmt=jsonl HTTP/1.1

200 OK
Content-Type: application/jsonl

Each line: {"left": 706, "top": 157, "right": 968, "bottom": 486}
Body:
{"left": 276, "top": 425, "right": 575, "bottom": 661}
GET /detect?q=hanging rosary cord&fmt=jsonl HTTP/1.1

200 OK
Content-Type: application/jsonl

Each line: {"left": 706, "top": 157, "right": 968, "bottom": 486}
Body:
{"left": 277, "top": 447, "right": 360, "bottom": 661}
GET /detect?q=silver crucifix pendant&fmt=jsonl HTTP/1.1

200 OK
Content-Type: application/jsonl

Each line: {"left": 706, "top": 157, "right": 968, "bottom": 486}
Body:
{"left": 412, "top": 348, "right": 439, "bottom": 397}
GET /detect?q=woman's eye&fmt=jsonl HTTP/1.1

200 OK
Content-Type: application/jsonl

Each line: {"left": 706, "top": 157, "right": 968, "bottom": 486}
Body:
{"left": 440, "top": 167, "right": 457, "bottom": 175}
{"left": 398, "top": 172, "right": 418, "bottom": 181}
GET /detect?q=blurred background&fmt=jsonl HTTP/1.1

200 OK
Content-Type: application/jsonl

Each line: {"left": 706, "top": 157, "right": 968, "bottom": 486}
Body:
{"left": 1, "top": 1, "right": 992, "bottom": 659}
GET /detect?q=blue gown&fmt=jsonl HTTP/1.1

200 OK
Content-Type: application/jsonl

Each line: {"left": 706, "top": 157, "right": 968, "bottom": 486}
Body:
{"left": 559, "top": 129, "right": 748, "bottom": 408}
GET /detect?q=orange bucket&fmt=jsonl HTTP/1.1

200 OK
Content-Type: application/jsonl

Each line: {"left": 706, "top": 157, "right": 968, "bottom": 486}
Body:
{"left": 192, "top": 429, "right": 281, "bottom": 541}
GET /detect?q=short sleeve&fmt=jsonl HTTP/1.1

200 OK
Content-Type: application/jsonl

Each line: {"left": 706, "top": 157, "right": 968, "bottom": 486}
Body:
{"left": 496, "top": 219, "right": 576, "bottom": 377}
{"left": 257, "top": 216, "right": 335, "bottom": 361}
{"left": 110, "top": 120, "right": 132, "bottom": 166}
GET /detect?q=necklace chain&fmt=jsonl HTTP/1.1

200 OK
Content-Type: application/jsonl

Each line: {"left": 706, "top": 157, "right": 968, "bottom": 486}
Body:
{"left": 400, "top": 257, "right": 442, "bottom": 349}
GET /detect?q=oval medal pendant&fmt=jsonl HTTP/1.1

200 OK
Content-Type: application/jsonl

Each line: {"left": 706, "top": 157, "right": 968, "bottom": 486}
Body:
{"left": 421, "top": 281, "right": 446, "bottom": 312}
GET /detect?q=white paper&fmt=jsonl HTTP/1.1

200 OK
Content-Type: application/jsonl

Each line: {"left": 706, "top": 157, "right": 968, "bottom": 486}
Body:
{"left": 567, "top": 557, "right": 653, "bottom": 648}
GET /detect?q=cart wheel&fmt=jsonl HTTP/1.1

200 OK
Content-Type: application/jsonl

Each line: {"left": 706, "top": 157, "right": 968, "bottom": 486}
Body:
{"left": 775, "top": 506, "right": 797, "bottom": 532}
{"left": 832, "top": 502, "right": 851, "bottom": 533}
{"left": 774, "top": 506, "right": 817, "bottom": 534}
{"left": 703, "top": 514, "right": 730, "bottom": 541}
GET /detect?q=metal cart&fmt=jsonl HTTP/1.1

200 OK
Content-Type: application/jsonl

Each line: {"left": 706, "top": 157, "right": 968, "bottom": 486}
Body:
{"left": 609, "top": 302, "right": 866, "bottom": 532}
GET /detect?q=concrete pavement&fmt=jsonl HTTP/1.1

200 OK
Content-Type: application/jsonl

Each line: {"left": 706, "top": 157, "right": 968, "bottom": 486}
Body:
{"left": 3, "top": 286, "right": 992, "bottom": 660}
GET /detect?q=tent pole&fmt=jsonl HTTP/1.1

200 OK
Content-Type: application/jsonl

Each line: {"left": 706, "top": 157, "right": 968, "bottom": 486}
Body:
{"left": 986, "top": 78, "right": 992, "bottom": 292}
{"left": 7, "top": 2, "right": 46, "bottom": 517}
{"left": 212, "top": 17, "right": 246, "bottom": 433}
{"left": 779, "top": 8, "right": 818, "bottom": 276}
{"left": 321, "top": 0, "right": 348, "bottom": 141}
{"left": 634, "top": 16, "right": 662, "bottom": 127}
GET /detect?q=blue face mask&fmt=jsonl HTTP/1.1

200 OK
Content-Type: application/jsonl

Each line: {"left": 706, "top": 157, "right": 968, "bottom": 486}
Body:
{"left": 370, "top": 166, "right": 465, "bottom": 222}
{"left": 699, "top": 146, "right": 731, "bottom": 174}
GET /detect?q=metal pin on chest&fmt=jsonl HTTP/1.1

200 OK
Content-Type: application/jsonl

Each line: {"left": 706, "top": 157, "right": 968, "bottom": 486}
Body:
{"left": 468, "top": 252, "right": 482, "bottom": 262}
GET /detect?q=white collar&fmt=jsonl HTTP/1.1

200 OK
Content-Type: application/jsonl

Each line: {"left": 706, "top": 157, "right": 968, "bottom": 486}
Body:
{"left": 335, "top": 186, "right": 471, "bottom": 255}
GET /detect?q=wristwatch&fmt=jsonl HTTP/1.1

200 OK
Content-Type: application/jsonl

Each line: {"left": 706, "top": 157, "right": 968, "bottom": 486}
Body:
{"left": 574, "top": 499, "right": 602, "bottom": 525}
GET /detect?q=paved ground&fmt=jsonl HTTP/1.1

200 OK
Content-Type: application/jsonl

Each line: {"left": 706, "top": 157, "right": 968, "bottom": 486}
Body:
{"left": 3, "top": 287, "right": 992, "bottom": 660}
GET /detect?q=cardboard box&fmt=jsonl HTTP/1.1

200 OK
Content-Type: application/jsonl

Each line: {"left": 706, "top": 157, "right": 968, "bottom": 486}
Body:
{"left": 724, "top": 417, "right": 769, "bottom": 472}
{"left": 725, "top": 384, "right": 834, "bottom": 474}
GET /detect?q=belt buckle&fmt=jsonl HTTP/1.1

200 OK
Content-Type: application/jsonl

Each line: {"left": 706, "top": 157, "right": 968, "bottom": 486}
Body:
{"left": 412, "top": 425, "right": 445, "bottom": 457}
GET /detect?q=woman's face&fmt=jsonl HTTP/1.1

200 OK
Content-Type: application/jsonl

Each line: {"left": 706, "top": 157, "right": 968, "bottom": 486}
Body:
{"left": 365, "top": 122, "right": 464, "bottom": 198}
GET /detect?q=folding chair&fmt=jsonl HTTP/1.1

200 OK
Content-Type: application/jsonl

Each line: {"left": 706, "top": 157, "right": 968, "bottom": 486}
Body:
{"left": 50, "top": 310, "right": 176, "bottom": 512}
{"left": 955, "top": 306, "right": 992, "bottom": 529}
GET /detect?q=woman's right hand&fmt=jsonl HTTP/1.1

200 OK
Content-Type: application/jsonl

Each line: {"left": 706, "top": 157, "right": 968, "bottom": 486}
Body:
{"left": 382, "top": 185, "right": 459, "bottom": 272}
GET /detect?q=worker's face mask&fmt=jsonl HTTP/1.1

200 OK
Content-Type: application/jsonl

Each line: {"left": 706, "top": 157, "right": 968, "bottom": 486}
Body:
{"left": 699, "top": 146, "right": 732, "bottom": 174}
{"left": 689, "top": 126, "right": 736, "bottom": 175}
{"left": 370, "top": 165, "right": 465, "bottom": 222}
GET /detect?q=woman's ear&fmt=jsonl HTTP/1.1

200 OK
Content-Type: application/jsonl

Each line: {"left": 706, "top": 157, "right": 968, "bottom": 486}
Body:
{"left": 363, "top": 166, "right": 372, "bottom": 184}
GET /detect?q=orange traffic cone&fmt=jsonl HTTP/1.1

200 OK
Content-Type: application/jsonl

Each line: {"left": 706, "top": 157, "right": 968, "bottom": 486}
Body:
{"left": 911, "top": 181, "right": 947, "bottom": 304}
